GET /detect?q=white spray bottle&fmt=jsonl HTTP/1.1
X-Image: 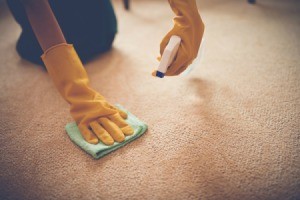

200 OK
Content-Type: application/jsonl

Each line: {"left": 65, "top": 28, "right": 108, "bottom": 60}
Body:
{"left": 155, "top": 35, "right": 205, "bottom": 78}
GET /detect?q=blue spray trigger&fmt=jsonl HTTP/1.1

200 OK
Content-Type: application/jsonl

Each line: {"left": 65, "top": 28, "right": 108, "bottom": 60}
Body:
{"left": 156, "top": 71, "right": 165, "bottom": 78}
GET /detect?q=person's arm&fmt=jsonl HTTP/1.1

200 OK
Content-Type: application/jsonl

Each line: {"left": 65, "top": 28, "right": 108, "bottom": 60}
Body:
{"left": 21, "top": 0, "right": 134, "bottom": 145}
{"left": 21, "top": 0, "right": 66, "bottom": 51}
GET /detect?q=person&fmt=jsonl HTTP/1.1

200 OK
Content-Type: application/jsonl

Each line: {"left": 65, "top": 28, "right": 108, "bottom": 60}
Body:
{"left": 7, "top": 0, "right": 117, "bottom": 65}
{"left": 9, "top": 0, "right": 205, "bottom": 145}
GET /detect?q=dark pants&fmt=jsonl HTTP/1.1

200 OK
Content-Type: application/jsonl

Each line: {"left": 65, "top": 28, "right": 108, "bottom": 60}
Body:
{"left": 7, "top": 0, "right": 118, "bottom": 65}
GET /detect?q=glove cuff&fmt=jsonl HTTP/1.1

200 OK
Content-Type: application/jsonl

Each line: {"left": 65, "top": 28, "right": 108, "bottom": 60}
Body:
{"left": 41, "top": 43, "right": 96, "bottom": 102}
{"left": 41, "top": 43, "right": 117, "bottom": 125}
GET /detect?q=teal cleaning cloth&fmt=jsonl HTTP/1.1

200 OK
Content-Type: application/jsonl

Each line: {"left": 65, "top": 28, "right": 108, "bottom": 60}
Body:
{"left": 65, "top": 105, "right": 147, "bottom": 159}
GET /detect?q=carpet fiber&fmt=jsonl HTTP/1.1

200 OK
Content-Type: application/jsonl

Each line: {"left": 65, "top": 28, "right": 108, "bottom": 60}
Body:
{"left": 0, "top": 0, "right": 299, "bottom": 199}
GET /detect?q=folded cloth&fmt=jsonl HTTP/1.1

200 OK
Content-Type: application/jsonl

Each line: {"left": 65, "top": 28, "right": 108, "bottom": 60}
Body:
{"left": 65, "top": 105, "right": 148, "bottom": 159}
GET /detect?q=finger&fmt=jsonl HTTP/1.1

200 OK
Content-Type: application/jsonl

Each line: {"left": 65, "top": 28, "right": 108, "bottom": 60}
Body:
{"left": 172, "top": 58, "right": 194, "bottom": 76}
{"left": 152, "top": 70, "right": 158, "bottom": 77}
{"left": 98, "top": 117, "right": 125, "bottom": 143}
{"left": 78, "top": 124, "right": 99, "bottom": 144}
{"left": 160, "top": 32, "right": 173, "bottom": 55}
{"left": 116, "top": 108, "right": 128, "bottom": 119}
{"left": 165, "top": 47, "right": 189, "bottom": 76}
{"left": 173, "top": 63, "right": 189, "bottom": 75}
{"left": 109, "top": 113, "right": 134, "bottom": 136}
{"left": 160, "top": 38, "right": 169, "bottom": 56}
{"left": 108, "top": 113, "right": 128, "bottom": 127}
{"left": 90, "top": 121, "right": 114, "bottom": 146}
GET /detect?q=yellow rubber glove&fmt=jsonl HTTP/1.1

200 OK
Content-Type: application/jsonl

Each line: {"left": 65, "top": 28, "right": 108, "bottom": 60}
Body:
{"left": 155, "top": 0, "right": 205, "bottom": 76}
{"left": 41, "top": 44, "right": 134, "bottom": 145}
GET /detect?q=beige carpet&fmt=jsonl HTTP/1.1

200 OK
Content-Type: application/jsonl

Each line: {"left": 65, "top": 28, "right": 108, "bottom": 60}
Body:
{"left": 1, "top": 0, "right": 299, "bottom": 199}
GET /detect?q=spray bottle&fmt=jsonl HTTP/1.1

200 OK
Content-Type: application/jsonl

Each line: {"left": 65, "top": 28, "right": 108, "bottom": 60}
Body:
{"left": 155, "top": 35, "right": 204, "bottom": 78}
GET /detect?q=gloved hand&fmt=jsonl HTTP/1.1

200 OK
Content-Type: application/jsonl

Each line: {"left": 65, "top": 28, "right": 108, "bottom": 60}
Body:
{"left": 154, "top": 0, "right": 205, "bottom": 76}
{"left": 41, "top": 44, "right": 134, "bottom": 145}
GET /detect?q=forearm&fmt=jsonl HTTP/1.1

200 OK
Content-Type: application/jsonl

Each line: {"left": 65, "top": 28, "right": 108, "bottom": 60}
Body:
{"left": 168, "top": 0, "right": 202, "bottom": 24}
{"left": 21, "top": 0, "right": 66, "bottom": 51}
